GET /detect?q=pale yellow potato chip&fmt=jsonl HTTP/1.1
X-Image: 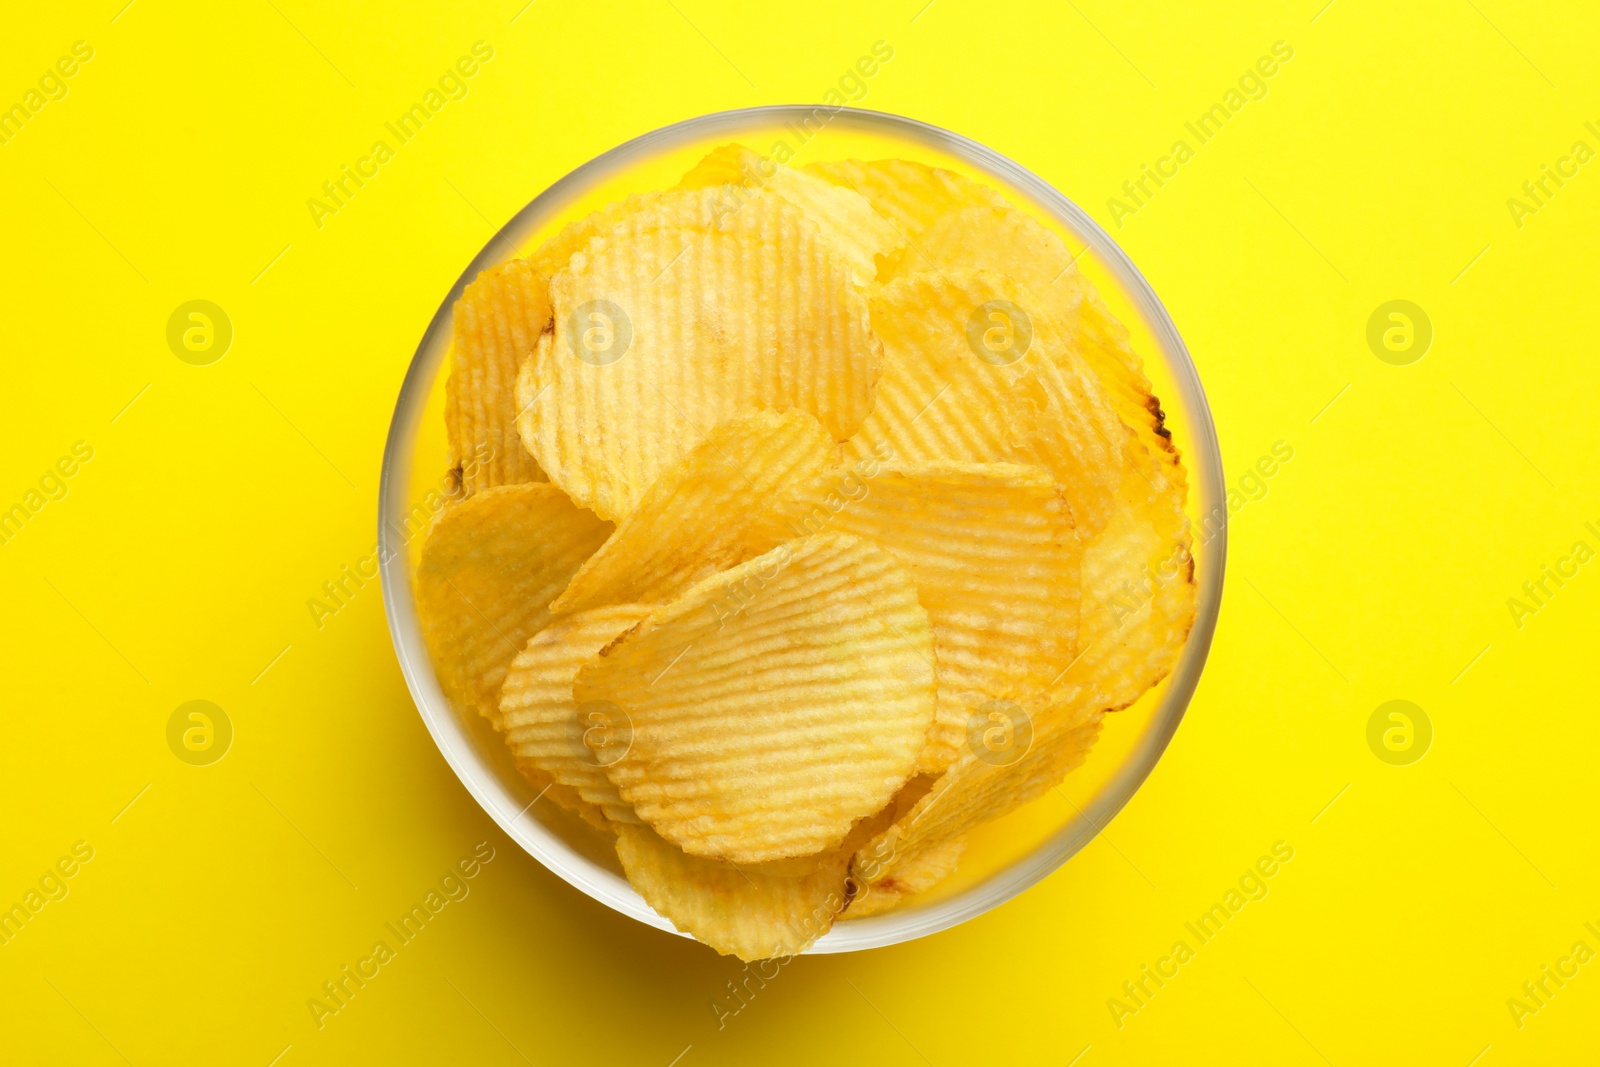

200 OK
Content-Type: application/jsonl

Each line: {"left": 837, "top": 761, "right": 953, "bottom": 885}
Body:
{"left": 853, "top": 415, "right": 1195, "bottom": 878}
{"left": 551, "top": 410, "right": 837, "bottom": 615}
{"left": 615, "top": 822, "right": 854, "bottom": 961}
{"left": 916, "top": 204, "right": 1096, "bottom": 332}
{"left": 763, "top": 461, "right": 1080, "bottom": 774}
{"left": 844, "top": 834, "right": 965, "bottom": 917}
{"left": 804, "top": 157, "right": 1007, "bottom": 274}
{"left": 416, "top": 484, "right": 611, "bottom": 721}
{"left": 810, "top": 163, "right": 1179, "bottom": 487}
{"left": 528, "top": 186, "right": 744, "bottom": 280}
{"left": 853, "top": 701, "right": 1105, "bottom": 883}
{"left": 618, "top": 795, "right": 901, "bottom": 959}
{"left": 577, "top": 533, "right": 935, "bottom": 863}
{"left": 676, "top": 142, "right": 757, "bottom": 187}
{"left": 1072, "top": 447, "right": 1195, "bottom": 714}
{"left": 518, "top": 194, "right": 880, "bottom": 521}
{"left": 499, "top": 605, "right": 654, "bottom": 823}
{"left": 446, "top": 259, "right": 550, "bottom": 495}
{"left": 844, "top": 270, "right": 1125, "bottom": 536}
{"left": 915, "top": 203, "right": 1178, "bottom": 476}
{"left": 513, "top": 758, "right": 611, "bottom": 834}
{"left": 681, "top": 144, "right": 903, "bottom": 285}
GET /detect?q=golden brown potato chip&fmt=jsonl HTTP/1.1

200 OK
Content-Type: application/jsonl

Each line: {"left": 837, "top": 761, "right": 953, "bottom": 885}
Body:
{"left": 499, "top": 605, "right": 654, "bottom": 823}
{"left": 804, "top": 157, "right": 1007, "bottom": 274}
{"left": 914, "top": 204, "right": 1177, "bottom": 473}
{"left": 528, "top": 186, "right": 742, "bottom": 280}
{"left": 518, "top": 193, "right": 880, "bottom": 520}
{"left": 844, "top": 834, "right": 965, "bottom": 917}
{"left": 615, "top": 823, "right": 853, "bottom": 961}
{"left": 844, "top": 270, "right": 1124, "bottom": 536}
{"left": 676, "top": 142, "right": 757, "bottom": 188}
{"left": 852, "top": 703, "right": 1105, "bottom": 883}
{"left": 577, "top": 533, "right": 935, "bottom": 863}
{"left": 551, "top": 410, "right": 837, "bottom": 615}
{"left": 416, "top": 484, "right": 611, "bottom": 721}
{"left": 763, "top": 461, "right": 1080, "bottom": 774}
{"left": 813, "top": 163, "right": 1178, "bottom": 486}
{"left": 853, "top": 417, "right": 1195, "bottom": 879}
{"left": 513, "top": 758, "right": 611, "bottom": 834}
{"left": 446, "top": 259, "right": 550, "bottom": 495}
{"left": 1072, "top": 451, "right": 1194, "bottom": 713}
{"left": 681, "top": 144, "right": 903, "bottom": 285}
{"left": 916, "top": 204, "right": 1095, "bottom": 327}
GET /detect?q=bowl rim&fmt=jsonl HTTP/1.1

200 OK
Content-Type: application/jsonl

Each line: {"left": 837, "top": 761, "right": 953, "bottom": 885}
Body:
{"left": 378, "top": 104, "right": 1226, "bottom": 954}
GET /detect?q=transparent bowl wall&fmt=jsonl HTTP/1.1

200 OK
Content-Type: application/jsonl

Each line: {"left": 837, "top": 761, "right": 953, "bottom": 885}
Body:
{"left": 379, "top": 106, "right": 1225, "bottom": 953}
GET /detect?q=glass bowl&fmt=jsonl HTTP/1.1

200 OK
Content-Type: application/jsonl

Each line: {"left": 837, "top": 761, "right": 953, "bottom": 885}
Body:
{"left": 378, "top": 105, "right": 1224, "bottom": 954}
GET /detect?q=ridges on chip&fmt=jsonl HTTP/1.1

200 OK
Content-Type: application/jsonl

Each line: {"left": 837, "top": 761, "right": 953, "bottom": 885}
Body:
{"left": 517, "top": 192, "right": 880, "bottom": 521}
{"left": 577, "top": 532, "right": 935, "bottom": 864}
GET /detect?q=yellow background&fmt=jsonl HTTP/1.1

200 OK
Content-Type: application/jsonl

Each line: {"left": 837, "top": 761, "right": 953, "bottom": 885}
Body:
{"left": 3, "top": 1, "right": 1596, "bottom": 1064}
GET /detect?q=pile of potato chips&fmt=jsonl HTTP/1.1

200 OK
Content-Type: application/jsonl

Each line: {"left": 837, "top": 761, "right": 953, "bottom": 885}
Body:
{"left": 416, "top": 143, "right": 1195, "bottom": 960}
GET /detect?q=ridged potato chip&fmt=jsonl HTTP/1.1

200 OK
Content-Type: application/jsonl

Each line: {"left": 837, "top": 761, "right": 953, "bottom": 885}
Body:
{"left": 446, "top": 259, "right": 550, "bottom": 495}
{"left": 804, "top": 157, "right": 1006, "bottom": 274}
{"left": 764, "top": 461, "right": 1080, "bottom": 774}
{"left": 914, "top": 204, "right": 1178, "bottom": 475}
{"left": 681, "top": 144, "right": 903, "bottom": 285}
{"left": 528, "top": 185, "right": 743, "bottom": 280}
{"left": 854, "top": 706, "right": 1105, "bottom": 882}
{"left": 810, "top": 160, "right": 1178, "bottom": 487}
{"left": 842, "top": 770, "right": 963, "bottom": 915}
{"left": 513, "top": 758, "right": 611, "bottom": 834}
{"left": 499, "top": 605, "right": 654, "bottom": 823}
{"left": 416, "top": 484, "right": 611, "bottom": 721}
{"left": 1073, "top": 450, "right": 1195, "bottom": 713}
{"left": 612, "top": 746, "right": 913, "bottom": 959}
{"left": 551, "top": 410, "right": 837, "bottom": 615}
{"left": 845, "top": 834, "right": 965, "bottom": 917}
{"left": 618, "top": 794, "right": 900, "bottom": 959}
{"left": 845, "top": 270, "right": 1125, "bottom": 536}
{"left": 853, "top": 419, "right": 1195, "bottom": 879}
{"left": 675, "top": 142, "right": 756, "bottom": 187}
{"left": 577, "top": 533, "right": 935, "bottom": 863}
{"left": 615, "top": 823, "right": 854, "bottom": 961}
{"left": 518, "top": 194, "right": 880, "bottom": 520}
{"left": 902, "top": 201, "right": 1192, "bottom": 637}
